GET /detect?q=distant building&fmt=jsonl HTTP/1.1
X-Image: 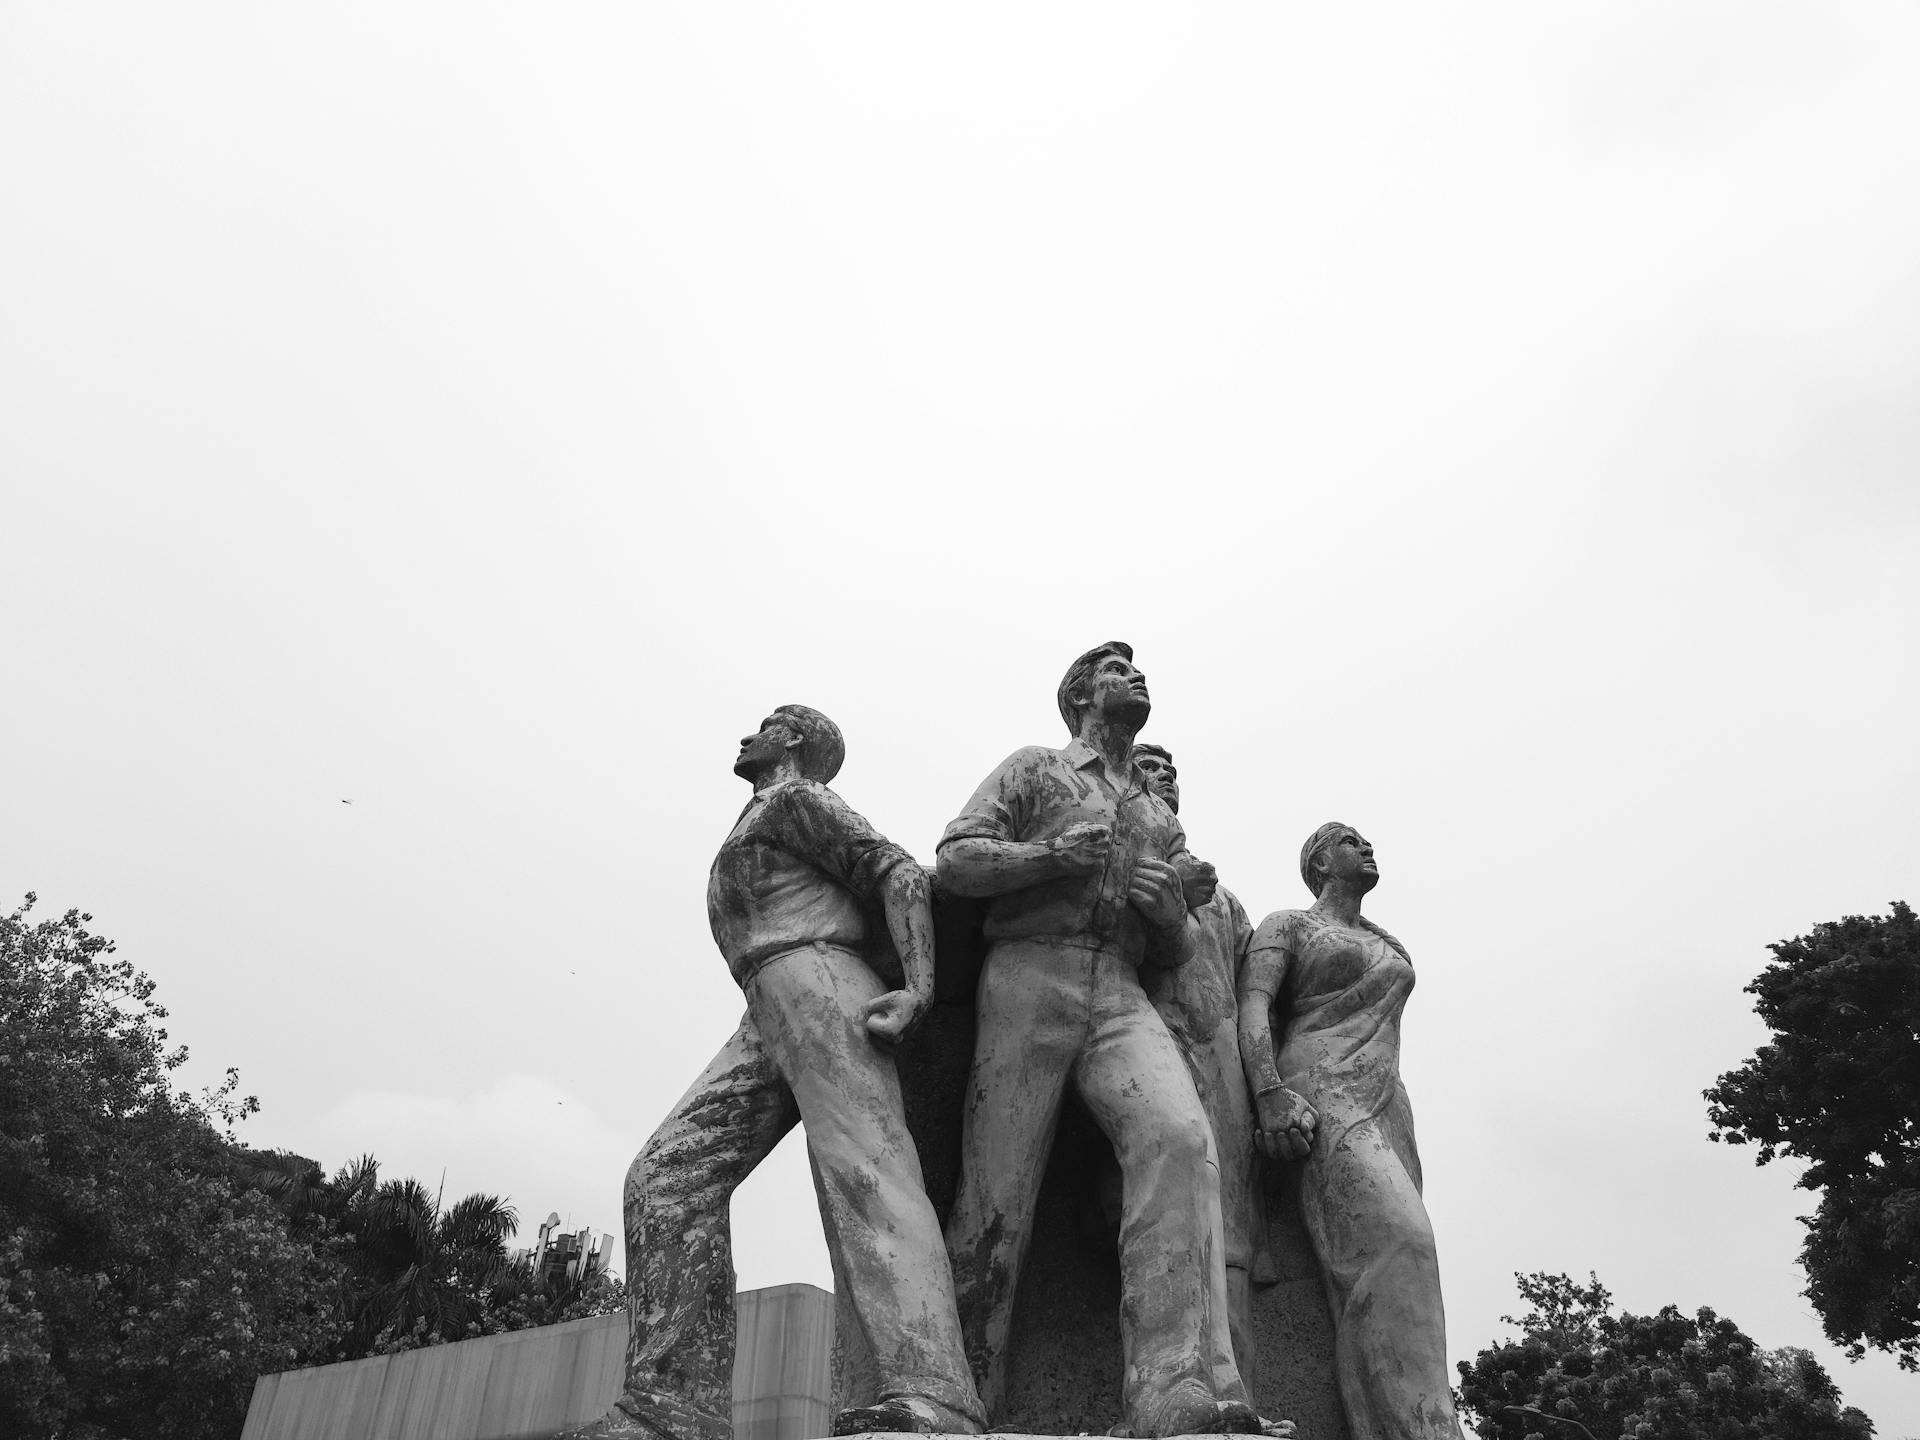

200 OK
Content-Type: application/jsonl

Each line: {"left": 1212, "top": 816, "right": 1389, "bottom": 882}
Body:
{"left": 509, "top": 1210, "right": 616, "bottom": 1291}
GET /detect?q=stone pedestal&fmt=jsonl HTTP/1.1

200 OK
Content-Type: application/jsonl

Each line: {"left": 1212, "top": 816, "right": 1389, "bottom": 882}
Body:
{"left": 832, "top": 984, "right": 1348, "bottom": 1440}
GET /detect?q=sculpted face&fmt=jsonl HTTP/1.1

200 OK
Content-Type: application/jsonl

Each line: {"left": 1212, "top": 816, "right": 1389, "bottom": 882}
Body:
{"left": 733, "top": 714, "right": 799, "bottom": 780}
{"left": 1133, "top": 750, "right": 1180, "bottom": 812}
{"left": 1078, "top": 651, "right": 1151, "bottom": 729}
{"left": 1316, "top": 827, "right": 1380, "bottom": 894}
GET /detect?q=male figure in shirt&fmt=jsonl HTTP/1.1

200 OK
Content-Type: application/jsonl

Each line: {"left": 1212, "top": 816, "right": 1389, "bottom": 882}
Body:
{"left": 1132, "top": 742, "right": 1271, "bottom": 1400}
{"left": 938, "top": 642, "right": 1258, "bottom": 1439}
{"left": 570, "top": 705, "right": 983, "bottom": 1440}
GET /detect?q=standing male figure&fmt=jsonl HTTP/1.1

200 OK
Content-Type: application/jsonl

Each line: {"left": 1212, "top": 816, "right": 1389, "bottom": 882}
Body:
{"left": 938, "top": 643, "right": 1259, "bottom": 1438}
{"left": 571, "top": 706, "right": 982, "bottom": 1440}
{"left": 1131, "top": 742, "right": 1272, "bottom": 1399}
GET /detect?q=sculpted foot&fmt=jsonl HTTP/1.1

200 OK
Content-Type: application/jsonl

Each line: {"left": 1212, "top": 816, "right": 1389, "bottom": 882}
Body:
{"left": 1118, "top": 1382, "right": 1266, "bottom": 1438}
{"left": 831, "top": 1395, "right": 983, "bottom": 1435}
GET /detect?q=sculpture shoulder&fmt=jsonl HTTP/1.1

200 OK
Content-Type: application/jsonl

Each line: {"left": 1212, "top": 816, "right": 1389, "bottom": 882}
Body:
{"left": 1249, "top": 908, "right": 1311, "bottom": 953}
{"left": 994, "top": 744, "right": 1067, "bottom": 776}
{"left": 760, "top": 777, "right": 856, "bottom": 825}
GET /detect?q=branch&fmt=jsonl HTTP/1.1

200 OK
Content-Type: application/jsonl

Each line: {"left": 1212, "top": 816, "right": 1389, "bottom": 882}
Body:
{"left": 1501, "top": 1405, "right": 1598, "bottom": 1440}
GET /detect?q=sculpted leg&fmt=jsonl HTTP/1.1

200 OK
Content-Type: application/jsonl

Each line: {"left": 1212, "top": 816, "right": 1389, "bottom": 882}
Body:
{"left": 748, "top": 947, "right": 984, "bottom": 1434}
{"left": 1189, "top": 1020, "right": 1263, "bottom": 1397}
{"left": 944, "top": 948, "right": 1082, "bottom": 1417}
{"left": 603, "top": 1012, "right": 797, "bottom": 1440}
{"left": 1075, "top": 981, "right": 1254, "bottom": 1437}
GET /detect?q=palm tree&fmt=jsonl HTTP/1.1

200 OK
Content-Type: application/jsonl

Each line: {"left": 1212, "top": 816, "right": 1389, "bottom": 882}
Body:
{"left": 336, "top": 1176, "right": 520, "bottom": 1355}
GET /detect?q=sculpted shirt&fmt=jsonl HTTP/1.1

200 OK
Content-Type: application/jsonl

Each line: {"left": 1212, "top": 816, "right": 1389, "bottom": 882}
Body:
{"left": 707, "top": 778, "right": 914, "bottom": 988}
{"left": 1147, "top": 884, "right": 1252, "bottom": 1048}
{"left": 938, "top": 738, "right": 1193, "bottom": 961}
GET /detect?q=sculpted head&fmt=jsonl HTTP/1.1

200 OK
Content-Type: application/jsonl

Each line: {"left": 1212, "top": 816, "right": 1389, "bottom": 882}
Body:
{"left": 1057, "top": 641, "right": 1150, "bottom": 736}
{"left": 733, "top": 704, "right": 846, "bottom": 784}
{"left": 1300, "top": 821, "right": 1378, "bottom": 897}
{"left": 1131, "top": 742, "right": 1179, "bottom": 813}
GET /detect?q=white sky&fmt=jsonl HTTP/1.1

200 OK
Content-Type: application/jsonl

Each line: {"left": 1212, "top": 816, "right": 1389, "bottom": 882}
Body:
{"left": 4, "top": 1, "right": 1918, "bottom": 1431}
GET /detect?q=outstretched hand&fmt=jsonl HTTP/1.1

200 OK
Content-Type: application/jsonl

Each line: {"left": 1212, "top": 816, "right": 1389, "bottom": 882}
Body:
{"left": 1254, "top": 1086, "right": 1318, "bottom": 1162}
{"left": 862, "top": 988, "right": 930, "bottom": 1047}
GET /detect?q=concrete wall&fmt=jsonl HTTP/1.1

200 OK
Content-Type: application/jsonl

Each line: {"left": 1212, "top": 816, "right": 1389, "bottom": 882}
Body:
{"left": 240, "top": 1283, "right": 833, "bottom": 1440}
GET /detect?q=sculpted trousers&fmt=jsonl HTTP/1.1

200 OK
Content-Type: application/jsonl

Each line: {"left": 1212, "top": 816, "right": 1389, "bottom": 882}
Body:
{"left": 618, "top": 942, "right": 981, "bottom": 1440}
{"left": 1181, "top": 1018, "right": 1263, "bottom": 1398}
{"left": 945, "top": 938, "right": 1244, "bottom": 1433}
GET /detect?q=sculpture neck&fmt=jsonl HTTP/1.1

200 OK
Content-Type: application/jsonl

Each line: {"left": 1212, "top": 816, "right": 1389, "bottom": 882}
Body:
{"left": 1076, "top": 716, "right": 1141, "bottom": 787}
{"left": 1313, "top": 882, "right": 1366, "bottom": 928}
{"left": 749, "top": 756, "right": 806, "bottom": 796}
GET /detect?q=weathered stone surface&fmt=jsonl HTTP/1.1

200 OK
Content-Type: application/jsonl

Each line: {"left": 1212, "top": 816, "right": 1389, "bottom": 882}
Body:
{"left": 1238, "top": 823, "right": 1466, "bottom": 1440}
{"left": 933, "top": 643, "right": 1251, "bottom": 1438}
{"left": 836, "top": 994, "right": 1347, "bottom": 1440}
{"left": 583, "top": 707, "right": 980, "bottom": 1440}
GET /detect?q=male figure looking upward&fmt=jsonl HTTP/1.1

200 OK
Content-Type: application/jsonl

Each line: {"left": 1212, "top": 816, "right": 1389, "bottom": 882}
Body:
{"left": 571, "top": 706, "right": 982, "bottom": 1440}
{"left": 1132, "top": 742, "right": 1272, "bottom": 1400}
{"left": 938, "top": 643, "right": 1258, "bottom": 1438}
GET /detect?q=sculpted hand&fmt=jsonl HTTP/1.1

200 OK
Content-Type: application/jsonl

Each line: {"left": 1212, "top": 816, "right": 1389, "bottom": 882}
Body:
{"left": 862, "top": 988, "right": 930, "bottom": 1047}
{"left": 1179, "top": 859, "right": 1219, "bottom": 912}
{"left": 1254, "top": 1087, "right": 1318, "bottom": 1162}
{"left": 1128, "top": 857, "right": 1188, "bottom": 932}
{"left": 1048, "top": 822, "right": 1112, "bottom": 876}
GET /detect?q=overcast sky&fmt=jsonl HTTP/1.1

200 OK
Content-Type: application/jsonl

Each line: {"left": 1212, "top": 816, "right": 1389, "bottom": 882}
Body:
{"left": 4, "top": 2, "right": 1918, "bottom": 1432}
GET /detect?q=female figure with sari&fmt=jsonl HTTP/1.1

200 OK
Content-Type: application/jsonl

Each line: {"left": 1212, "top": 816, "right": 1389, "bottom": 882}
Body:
{"left": 1237, "top": 822, "right": 1465, "bottom": 1440}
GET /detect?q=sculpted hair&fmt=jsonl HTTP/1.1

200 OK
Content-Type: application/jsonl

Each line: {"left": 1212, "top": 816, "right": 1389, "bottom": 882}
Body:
{"left": 1056, "top": 641, "right": 1133, "bottom": 735}
{"left": 1131, "top": 742, "right": 1173, "bottom": 765}
{"left": 774, "top": 704, "right": 846, "bottom": 783}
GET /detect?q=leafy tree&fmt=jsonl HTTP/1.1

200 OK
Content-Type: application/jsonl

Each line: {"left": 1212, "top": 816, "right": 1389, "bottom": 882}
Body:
{"left": 0, "top": 895, "right": 341, "bottom": 1440}
{"left": 1455, "top": 1271, "right": 1874, "bottom": 1440}
{"left": 1704, "top": 901, "right": 1920, "bottom": 1368}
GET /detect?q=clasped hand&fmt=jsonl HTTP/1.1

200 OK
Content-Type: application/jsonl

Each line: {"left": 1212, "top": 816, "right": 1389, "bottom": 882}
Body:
{"left": 862, "top": 988, "right": 930, "bottom": 1046}
{"left": 1254, "top": 1087, "right": 1318, "bottom": 1162}
{"left": 1047, "top": 821, "right": 1112, "bottom": 875}
{"left": 1127, "top": 856, "right": 1188, "bottom": 931}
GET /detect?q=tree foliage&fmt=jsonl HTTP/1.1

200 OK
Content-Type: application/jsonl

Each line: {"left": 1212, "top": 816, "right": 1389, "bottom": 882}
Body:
{"left": 1, "top": 893, "right": 626, "bottom": 1435}
{"left": 1455, "top": 1272, "right": 1874, "bottom": 1440}
{"left": 1704, "top": 901, "right": 1920, "bottom": 1368}
{"left": 0, "top": 896, "right": 340, "bottom": 1440}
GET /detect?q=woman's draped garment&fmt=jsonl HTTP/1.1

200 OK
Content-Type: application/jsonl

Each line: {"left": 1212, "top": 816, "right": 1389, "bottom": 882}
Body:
{"left": 1277, "top": 916, "right": 1465, "bottom": 1440}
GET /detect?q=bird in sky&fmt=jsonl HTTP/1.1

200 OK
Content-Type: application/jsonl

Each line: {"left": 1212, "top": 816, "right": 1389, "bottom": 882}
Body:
{"left": 341, "top": 799, "right": 353, "bottom": 805}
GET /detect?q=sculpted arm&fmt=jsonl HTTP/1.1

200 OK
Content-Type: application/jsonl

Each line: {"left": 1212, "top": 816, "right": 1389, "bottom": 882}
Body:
{"left": 864, "top": 862, "right": 936, "bottom": 1045}
{"left": 1238, "top": 912, "right": 1318, "bottom": 1161}
{"left": 938, "top": 832, "right": 1107, "bottom": 896}
{"left": 937, "top": 748, "right": 1111, "bottom": 897}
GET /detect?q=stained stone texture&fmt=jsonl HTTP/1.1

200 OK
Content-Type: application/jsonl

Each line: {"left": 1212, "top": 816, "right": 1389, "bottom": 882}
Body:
{"left": 834, "top": 961, "right": 1348, "bottom": 1440}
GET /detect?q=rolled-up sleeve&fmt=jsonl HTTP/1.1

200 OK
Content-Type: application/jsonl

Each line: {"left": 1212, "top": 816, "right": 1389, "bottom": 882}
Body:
{"left": 764, "top": 782, "right": 913, "bottom": 901}
{"left": 938, "top": 747, "right": 1043, "bottom": 849}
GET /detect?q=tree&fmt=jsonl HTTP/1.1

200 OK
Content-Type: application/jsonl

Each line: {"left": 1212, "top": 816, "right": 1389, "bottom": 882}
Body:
{"left": 1704, "top": 901, "right": 1920, "bottom": 1368}
{"left": 0, "top": 895, "right": 341, "bottom": 1440}
{"left": 1455, "top": 1272, "right": 1875, "bottom": 1440}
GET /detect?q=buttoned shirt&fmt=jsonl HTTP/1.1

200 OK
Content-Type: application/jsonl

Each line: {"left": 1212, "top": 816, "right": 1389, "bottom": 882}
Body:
{"left": 938, "top": 738, "right": 1194, "bottom": 961}
{"left": 707, "top": 778, "right": 914, "bottom": 987}
{"left": 1146, "top": 884, "right": 1252, "bottom": 1047}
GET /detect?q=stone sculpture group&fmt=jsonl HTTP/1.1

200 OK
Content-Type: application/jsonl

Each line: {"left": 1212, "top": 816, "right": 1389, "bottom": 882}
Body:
{"left": 565, "top": 643, "right": 1466, "bottom": 1440}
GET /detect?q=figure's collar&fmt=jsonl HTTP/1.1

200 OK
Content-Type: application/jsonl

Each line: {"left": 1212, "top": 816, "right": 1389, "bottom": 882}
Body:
{"left": 1062, "top": 737, "right": 1101, "bottom": 770}
{"left": 1063, "top": 736, "right": 1142, "bottom": 786}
